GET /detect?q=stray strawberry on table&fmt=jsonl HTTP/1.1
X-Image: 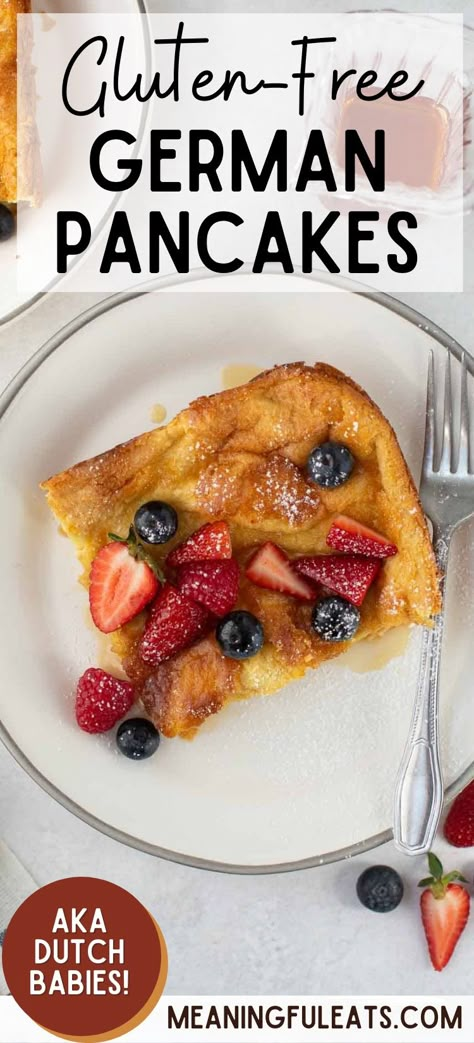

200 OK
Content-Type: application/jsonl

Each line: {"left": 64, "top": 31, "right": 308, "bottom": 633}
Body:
{"left": 418, "top": 852, "right": 470, "bottom": 971}
{"left": 444, "top": 780, "right": 474, "bottom": 848}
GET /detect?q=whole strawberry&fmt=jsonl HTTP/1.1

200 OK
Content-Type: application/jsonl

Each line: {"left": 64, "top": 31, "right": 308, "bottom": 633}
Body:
{"left": 418, "top": 852, "right": 470, "bottom": 971}
{"left": 444, "top": 780, "right": 474, "bottom": 847}
{"left": 75, "top": 668, "right": 135, "bottom": 733}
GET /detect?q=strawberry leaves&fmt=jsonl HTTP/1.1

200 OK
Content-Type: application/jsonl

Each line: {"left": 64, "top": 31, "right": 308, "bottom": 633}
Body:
{"left": 418, "top": 852, "right": 468, "bottom": 899}
{"left": 108, "top": 525, "right": 165, "bottom": 583}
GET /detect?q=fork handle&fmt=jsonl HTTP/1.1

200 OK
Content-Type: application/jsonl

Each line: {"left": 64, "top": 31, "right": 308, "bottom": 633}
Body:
{"left": 393, "top": 529, "right": 451, "bottom": 855}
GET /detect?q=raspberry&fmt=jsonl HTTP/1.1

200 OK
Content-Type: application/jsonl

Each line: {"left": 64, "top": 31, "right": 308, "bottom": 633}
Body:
{"left": 75, "top": 668, "right": 135, "bottom": 734}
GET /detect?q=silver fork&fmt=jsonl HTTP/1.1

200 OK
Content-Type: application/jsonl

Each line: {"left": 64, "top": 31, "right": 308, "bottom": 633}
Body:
{"left": 393, "top": 350, "right": 474, "bottom": 856}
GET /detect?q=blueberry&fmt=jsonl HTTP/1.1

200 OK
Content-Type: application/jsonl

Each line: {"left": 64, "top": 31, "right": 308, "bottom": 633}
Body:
{"left": 216, "top": 610, "right": 264, "bottom": 660}
{"left": 134, "top": 500, "right": 178, "bottom": 544}
{"left": 356, "top": 865, "right": 404, "bottom": 913}
{"left": 312, "top": 595, "right": 360, "bottom": 642}
{"left": 0, "top": 204, "right": 14, "bottom": 243}
{"left": 116, "top": 717, "right": 160, "bottom": 760}
{"left": 307, "top": 441, "right": 354, "bottom": 488}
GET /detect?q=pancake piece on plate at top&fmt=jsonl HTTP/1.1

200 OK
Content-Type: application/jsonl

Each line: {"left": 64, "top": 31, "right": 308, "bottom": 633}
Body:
{"left": 0, "top": 0, "right": 39, "bottom": 206}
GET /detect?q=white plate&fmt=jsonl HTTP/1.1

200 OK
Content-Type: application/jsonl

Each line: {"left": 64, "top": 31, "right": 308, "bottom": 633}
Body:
{"left": 0, "top": 0, "right": 148, "bottom": 327}
{"left": 1, "top": 272, "right": 473, "bottom": 872}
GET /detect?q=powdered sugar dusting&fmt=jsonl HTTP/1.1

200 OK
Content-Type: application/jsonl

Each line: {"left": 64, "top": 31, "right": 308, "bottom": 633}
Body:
{"left": 196, "top": 453, "right": 320, "bottom": 523}
{"left": 195, "top": 463, "right": 239, "bottom": 513}
{"left": 252, "top": 455, "right": 320, "bottom": 525}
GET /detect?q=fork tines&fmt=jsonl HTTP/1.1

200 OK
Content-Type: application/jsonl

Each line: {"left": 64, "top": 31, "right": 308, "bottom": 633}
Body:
{"left": 424, "top": 350, "right": 472, "bottom": 476}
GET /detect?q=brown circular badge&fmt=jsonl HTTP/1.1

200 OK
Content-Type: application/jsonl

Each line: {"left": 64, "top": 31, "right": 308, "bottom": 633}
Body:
{"left": 2, "top": 877, "right": 167, "bottom": 1042}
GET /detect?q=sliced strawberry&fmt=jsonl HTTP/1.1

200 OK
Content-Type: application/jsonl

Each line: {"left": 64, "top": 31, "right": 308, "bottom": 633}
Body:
{"left": 139, "top": 583, "right": 210, "bottom": 665}
{"left": 75, "top": 668, "right": 135, "bottom": 733}
{"left": 294, "top": 554, "right": 381, "bottom": 607}
{"left": 245, "top": 542, "right": 316, "bottom": 601}
{"left": 326, "top": 515, "right": 398, "bottom": 559}
{"left": 419, "top": 852, "right": 470, "bottom": 971}
{"left": 167, "top": 521, "right": 232, "bottom": 568}
{"left": 444, "top": 781, "right": 474, "bottom": 848}
{"left": 176, "top": 559, "right": 240, "bottom": 616}
{"left": 89, "top": 542, "right": 159, "bottom": 634}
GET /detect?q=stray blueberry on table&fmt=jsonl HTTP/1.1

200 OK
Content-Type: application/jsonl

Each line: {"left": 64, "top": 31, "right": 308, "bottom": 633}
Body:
{"left": 357, "top": 865, "right": 404, "bottom": 913}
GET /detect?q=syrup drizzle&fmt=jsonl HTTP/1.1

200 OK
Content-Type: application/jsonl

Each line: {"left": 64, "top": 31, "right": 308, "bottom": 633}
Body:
{"left": 221, "top": 364, "right": 262, "bottom": 389}
{"left": 342, "top": 626, "right": 411, "bottom": 674}
{"left": 150, "top": 402, "right": 167, "bottom": 424}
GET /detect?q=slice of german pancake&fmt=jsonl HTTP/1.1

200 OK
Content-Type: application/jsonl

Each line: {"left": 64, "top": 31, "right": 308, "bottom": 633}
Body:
{"left": 41, "top": 363, "right": 440, "bottom": 739}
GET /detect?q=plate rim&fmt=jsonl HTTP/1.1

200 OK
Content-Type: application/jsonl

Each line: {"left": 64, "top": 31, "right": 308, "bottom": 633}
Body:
{"left": 1, "top": 265, "right": 473, "bottom": 874}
